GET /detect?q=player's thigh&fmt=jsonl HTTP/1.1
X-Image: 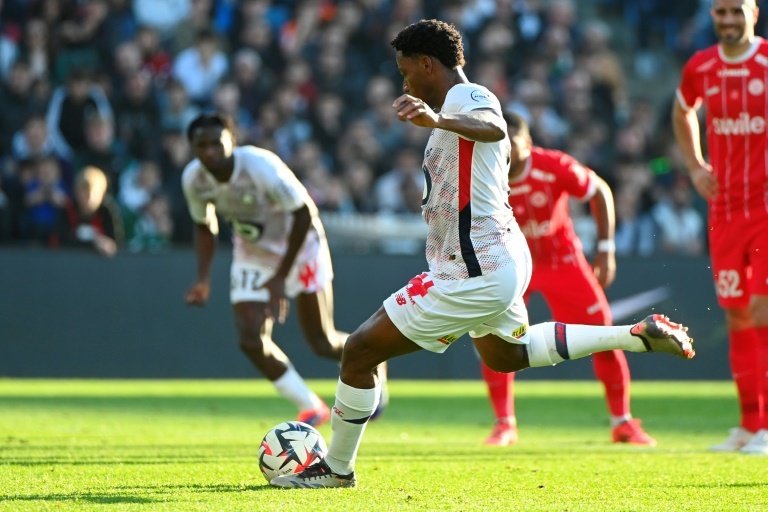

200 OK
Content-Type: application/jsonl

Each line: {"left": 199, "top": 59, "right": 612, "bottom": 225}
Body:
{"left": 537, "top": 259, "right": 611, "bottom": 325}
{"left": 295, "top": 283, "right": 340, "bottom": 340}
{"left": 232, "top": 301, "right": 271, "bottom": 341}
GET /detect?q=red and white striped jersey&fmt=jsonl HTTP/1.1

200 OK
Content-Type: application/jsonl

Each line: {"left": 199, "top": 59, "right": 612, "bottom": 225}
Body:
{"left": 507, "top": 147, "right": 596, "bottom": 266}
{"left": 421, "top": 83, "right": 519, "bottom": 281}
{"left": 676, "top": 37, "right": 768, "bottom": 223}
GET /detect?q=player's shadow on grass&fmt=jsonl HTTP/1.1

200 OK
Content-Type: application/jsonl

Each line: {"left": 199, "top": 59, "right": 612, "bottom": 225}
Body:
{"left": 2, "top": 483, "right": 266, "bottom": 503}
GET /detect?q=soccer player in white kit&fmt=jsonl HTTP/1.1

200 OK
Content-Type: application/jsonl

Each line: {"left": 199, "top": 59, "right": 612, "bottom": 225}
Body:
{"left": 271, "top": 20, "right": 695, "bottom": 489}
{"left": 182, "top": 113, "right": 383, "bottom": 427}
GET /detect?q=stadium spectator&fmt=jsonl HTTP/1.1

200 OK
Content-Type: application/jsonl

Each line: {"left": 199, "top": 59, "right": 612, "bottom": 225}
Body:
{"left": 373, "top": 147, "right": 424, "bottom": 214}
{"left": 72, "top": 113, "right": 131, "bottom": 196}
{"left": 50, "top": 0, "right": 110, "bottom": 84}
{"left": 0, "top": 59, "right": 44, "bottom": 157}
{"left": 272, "top": 19, "right": 694, "bottom": 490}
{"left": 20, "top": 155, "right": 69, "bottom": 246}
{"left": 11, "top": 114, "right": 61, "bottom": 163}
{"left": 127, "top": 191, "right": 174, "bottom": 253}
{"left": 481, "top": 111, "right": 656, "bottom": 447}
{"left": 672, "top": 0, "right": 768, "bottom": 454}
{"left": 181, "top": 113, "right": 385, "bottom": 428}
{"left": 171, "top": 28, "right": 228, "bottom": 107}
{"left": 132, "top": 0, "right": 191, "bottom": 40}
{"left": 45, "top": 68, "right": 113, "bottom": 161}
{"left": 60, "top": 165, "right": 122, "bottom": 257}
{"left": 651, "top": 176, "right": 705, "bottom": 256}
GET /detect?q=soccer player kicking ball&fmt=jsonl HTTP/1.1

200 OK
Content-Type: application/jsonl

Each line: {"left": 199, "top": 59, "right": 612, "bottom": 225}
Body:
{"left": 672, "top": 0, "right": 768, "bottom": 455}
{"left": 271, "top": 19, "right": 694, "bottom": 489}
{"left": 182, "top": 113, "right": 386, "bottom": 428}
{"left": 481, "top": 112, "right": 655, "bottom": 448}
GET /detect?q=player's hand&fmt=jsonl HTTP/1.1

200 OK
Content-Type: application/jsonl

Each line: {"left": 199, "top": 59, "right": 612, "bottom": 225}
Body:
{"left": 689, "top": 165, "right": 717, "bottom": 200}
{"left": 185, "top": 281, "right": 210, "bottom": 307}
{"left": 393, "top": 94, "right": 439, "bottom": 127}
{"left": 262, "top": 276, "right": 289, "bottom": 324}
{"left": 592, "top": 251, "right": 616, "bottom": 289}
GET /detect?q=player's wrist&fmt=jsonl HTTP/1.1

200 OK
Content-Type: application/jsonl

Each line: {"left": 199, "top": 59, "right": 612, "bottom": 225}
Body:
{"left": 596, "top": 239, "right": 615, "bottom": 253}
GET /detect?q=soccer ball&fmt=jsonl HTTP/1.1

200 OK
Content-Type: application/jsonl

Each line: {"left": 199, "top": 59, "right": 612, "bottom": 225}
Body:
{"left": 258, "top": 421, "right": 328, "bottom": 482}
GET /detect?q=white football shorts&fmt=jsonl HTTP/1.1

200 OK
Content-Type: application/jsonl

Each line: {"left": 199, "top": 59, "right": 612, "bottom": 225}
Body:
{"left": 383, "top": 252, "right": 532, "bottom": 353}
{"left": 229, "top": 233, "right": 333, "bottom": 304}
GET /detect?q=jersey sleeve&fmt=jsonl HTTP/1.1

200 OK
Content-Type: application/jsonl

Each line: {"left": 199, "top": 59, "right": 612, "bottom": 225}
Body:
{"left": 181, "top": 162, "right": 217, "bottom": 229}
{"left": 676, "top": 55, "right": 703, "bottom": 111}
{"left": 444, "top": 84, "right": 502, "bottom": 115}
{"left": 556, "top": 152, "right": 596, "bottom": 201}
{"left": 246, "top": 148, "right": 307, "bottom": 212}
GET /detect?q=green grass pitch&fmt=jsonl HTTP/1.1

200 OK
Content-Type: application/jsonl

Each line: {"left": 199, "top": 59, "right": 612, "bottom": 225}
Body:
{"left": 0, "top": 379, "right": 764, "bottom": 511}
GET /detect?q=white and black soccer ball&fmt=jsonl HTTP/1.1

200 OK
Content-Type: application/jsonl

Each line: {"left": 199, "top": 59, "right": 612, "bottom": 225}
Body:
{"left": 258, "top": 421, "right": 328, "bottom": 482}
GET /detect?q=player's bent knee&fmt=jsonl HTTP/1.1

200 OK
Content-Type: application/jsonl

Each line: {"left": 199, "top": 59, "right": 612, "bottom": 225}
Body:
{"left": 340, "top": 332, "right": 383, "bottom": 375}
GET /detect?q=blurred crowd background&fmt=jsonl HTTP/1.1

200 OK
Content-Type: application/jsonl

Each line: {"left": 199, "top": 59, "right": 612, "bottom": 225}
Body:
{"left": 2, "top": 0, "right": 763, "bottom": 257}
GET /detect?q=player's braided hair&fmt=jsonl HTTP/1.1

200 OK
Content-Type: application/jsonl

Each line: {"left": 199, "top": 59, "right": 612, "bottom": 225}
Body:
{"left": 186, "top": 113, "right": 238, "bottom": 142}
{"left": 390, "top": 19, "right": 465, "bottom": 69}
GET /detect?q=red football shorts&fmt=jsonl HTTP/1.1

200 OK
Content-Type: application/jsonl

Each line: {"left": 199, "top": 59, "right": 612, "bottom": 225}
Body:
{"left": 525, "top": 251, "right": 611, "bottom": 325}
{"left": 709, "top": 215, "right": 768, "bottom": 308}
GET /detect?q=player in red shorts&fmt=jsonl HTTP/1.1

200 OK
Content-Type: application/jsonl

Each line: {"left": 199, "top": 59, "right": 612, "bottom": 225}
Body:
{"left": 672, "top": 0, "right": 768, "bottom": 455}
{"left": 481, "top": 111, "right": 655, "bottom": 447}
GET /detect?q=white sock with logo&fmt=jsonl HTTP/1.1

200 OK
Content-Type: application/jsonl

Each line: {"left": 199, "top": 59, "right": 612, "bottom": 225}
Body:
{"left": 325, "top": 379, "right": 380, "bottom": 475}
{"left": 273, "top": 366, "right": 322, "bottom": 411}
{"left": 526, "top": 322, "right": 646, "bottom": 367}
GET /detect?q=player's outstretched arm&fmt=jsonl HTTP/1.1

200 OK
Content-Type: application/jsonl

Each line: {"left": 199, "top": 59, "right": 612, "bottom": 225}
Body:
{"left": 589, "top": 173, "right": 616, "bottom": 288}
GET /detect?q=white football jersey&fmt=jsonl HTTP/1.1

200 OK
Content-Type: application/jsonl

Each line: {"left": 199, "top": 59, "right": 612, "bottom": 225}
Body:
{"left": 182, "top": 146, "right": 322, "bottom": 264}
{"left": 422, "top": 83, "right": 519, "bottom": 280}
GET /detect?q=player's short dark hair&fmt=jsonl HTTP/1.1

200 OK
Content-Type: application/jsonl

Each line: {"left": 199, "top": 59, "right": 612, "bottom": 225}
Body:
{"left": 186, "top": 113, "right": 237, "bottom": 142}
{"left": 390, "top": 19, "right": 465, "bottom": 69}
{"left": 503, "top": 111, "right": 530, "bottom": 139}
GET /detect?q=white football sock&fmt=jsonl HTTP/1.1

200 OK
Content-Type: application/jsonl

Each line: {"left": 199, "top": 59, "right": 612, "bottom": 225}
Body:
{"left": 526, "top": 322, "right": 646, "bottom": 367}
{"left": 272, "top": 366, "right": 321, "bottom": 411}
{"left": 325, "top": 379, "right": 380, "bottom": 475}
{"left": 611, "top": 414, "right": 632, "bottom": 427}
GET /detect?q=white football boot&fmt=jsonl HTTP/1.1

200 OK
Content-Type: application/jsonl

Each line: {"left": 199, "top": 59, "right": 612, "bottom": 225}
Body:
{"left": 709, "top": 427, "right": 754, "bottom": 452}
{"left": 740, "top": 429, "right": 768, "bottom": 455}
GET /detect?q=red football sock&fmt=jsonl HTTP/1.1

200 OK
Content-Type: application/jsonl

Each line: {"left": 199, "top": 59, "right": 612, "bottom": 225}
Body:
{"left": 480, "top": 361, "right": 515, "bottom": 422}
{"left": 730, "top": 328, "right": 761, "bottom": 432}
{"left": 754, "top": 326, "right": 768, "bottom": 429}
{"left": 592, "top": 349, "right": 630, "bottom": 417}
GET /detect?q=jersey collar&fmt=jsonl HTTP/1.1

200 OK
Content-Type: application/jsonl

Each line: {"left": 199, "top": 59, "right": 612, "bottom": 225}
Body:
{"left": 509, "top": 155, "right": 533, "bottom": 185}
{"left": 718, "top": 37, "right": 762, "bottom": 64}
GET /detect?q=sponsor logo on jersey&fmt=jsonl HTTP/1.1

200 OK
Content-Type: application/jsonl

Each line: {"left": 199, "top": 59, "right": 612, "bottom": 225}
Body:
{"left": 437, "top": 335, "right": 458, "bottom": 345}
{"left": 712, "top": 113, "right": 766, "bottom": 135}
{"left": 510, "top": 324, "right": 528, "bottom": 339}
{"left": 530, "top": 191, "right": 548, "bottom": 208}
{"left": 509, "top": 183, "right": 531, "bottom": 195}
{"left": 748, "top": 78, "right": 765, "bottom": 95}
{"left": 717, "top": 68, "right": 750, "bottom": 77}
{"left": 520, "top": 219, "right": 551, "bottom": 238}
{"left": 470, "top": 89, "right": 490, "bottom": 102}
{"left": 531, "top": 169, "right": 556, "bottom": 182}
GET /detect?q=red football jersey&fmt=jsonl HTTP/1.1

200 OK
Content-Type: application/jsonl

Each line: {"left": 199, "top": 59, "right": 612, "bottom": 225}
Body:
{"left": 508, "top": 146, "right": 596, "bottom": 266}
{"left": 676, "top": 38, "right": 768, "bottom": 223}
